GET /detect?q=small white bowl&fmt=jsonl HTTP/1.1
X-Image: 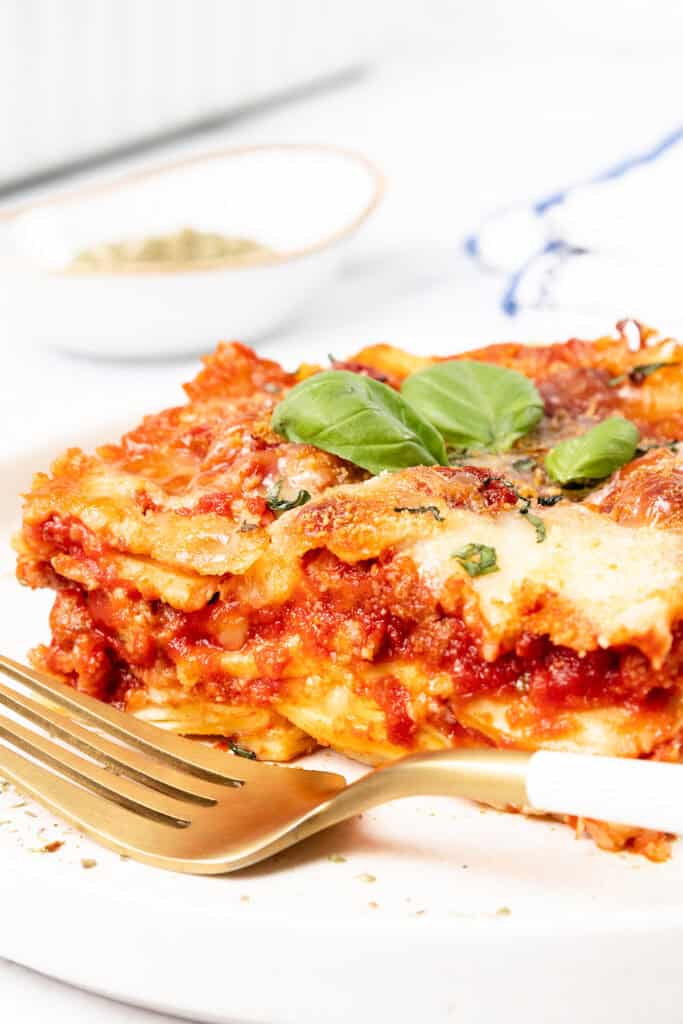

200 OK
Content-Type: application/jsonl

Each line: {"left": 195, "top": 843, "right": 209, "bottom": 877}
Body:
{"left": 0, "top": 144, "right": 384, "bottom": 358}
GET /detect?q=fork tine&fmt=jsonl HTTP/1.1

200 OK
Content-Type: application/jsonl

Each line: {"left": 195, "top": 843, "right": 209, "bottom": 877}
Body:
{"left": 0, "top": 708, "right": 193, "bottom": 826}
{"left": 0, "top": 654, "right": 262, "bottom": 783}
{"left": 0, "top": 738, "right": 194, "bottom": 866}
{"left": 0, "top": 675, "right": 224, "bottom": 805}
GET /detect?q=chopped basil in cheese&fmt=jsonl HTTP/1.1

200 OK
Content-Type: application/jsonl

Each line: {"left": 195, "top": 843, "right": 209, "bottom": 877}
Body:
{"left": 394, "top": 505, "right": 445, "bottom": 522}
{"left": 518, "top": 497, "right": 546, "bottom": 543}
{"left": 452, "top": 543, "right": 499, "bottom": 576}
{"left": 266, "top": 481, "right": 311, "bottom": 512}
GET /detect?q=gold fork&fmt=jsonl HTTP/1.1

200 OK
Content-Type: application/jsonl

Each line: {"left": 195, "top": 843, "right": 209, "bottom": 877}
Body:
{"left": 1, "top": 653, "right": 682, "bottom": 873}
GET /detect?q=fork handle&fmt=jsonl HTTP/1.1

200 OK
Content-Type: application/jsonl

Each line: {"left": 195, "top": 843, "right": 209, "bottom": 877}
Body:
{"left": 525, "top": 750, "right": 683, "bottom": 834}
{"left": 334, "top": 748, "right": 683, "bottom": 835}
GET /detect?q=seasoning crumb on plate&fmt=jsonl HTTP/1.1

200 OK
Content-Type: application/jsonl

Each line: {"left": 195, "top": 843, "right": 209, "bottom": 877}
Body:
{"left": 32, "top": 840, "right": 64, "bottom": 854}
{"left": 240, "top": 895, "right": 251, "bottom": 903}
{"left": 496, "top": 906, "right": 512, "bottom": 916}
{"left": 355, "top": 873, "right": 376, "bottom": 883}
{"left": 81, "top": 858, "right": 97, "bottom": 870}
{"left": 368, "top": 901, "right": 379, "bottom": 910}
{"left": 328, "top": 853, "right": 347, "bottom": 863}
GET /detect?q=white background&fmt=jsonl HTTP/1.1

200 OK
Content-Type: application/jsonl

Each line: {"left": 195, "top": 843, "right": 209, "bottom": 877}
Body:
{"left": 2, "top": 1, "right": 683, "bottom": 1019}
{"left": 3, "top": 0, "right": 681, "bottom": 186}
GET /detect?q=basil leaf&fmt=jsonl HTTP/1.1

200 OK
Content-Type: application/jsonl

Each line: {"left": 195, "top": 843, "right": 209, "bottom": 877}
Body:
{"left": 266, "top": 481, "right": 311, "bottom": 512}
{"left": 401, "top": 360, "right": 544, "bottom": 454}
{"left": 394, "top": 505, "right": 445, "bottom": 522}
{"left": 271, "top": 370, "right": 448, "bottom": 475}
{"left": 452, "top": 543, "right": 499, "bottom": 577}
{"left": 545, "top": 417, "right": 640, "bottom": 485}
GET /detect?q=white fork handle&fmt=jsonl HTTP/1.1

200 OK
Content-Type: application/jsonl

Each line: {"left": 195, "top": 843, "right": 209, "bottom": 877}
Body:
{"left": 527, "top": 751, "right": 683, "bottom": 834}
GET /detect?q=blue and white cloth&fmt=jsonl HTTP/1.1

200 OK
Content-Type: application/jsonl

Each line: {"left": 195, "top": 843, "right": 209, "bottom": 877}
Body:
{"left": 466, "top": 127, "right": 683, "bottom": 325}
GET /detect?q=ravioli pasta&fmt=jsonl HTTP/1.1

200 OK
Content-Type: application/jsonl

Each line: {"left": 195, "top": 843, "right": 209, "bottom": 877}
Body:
{"left": 15, "top": 326, "right": 683, "bottom": 859}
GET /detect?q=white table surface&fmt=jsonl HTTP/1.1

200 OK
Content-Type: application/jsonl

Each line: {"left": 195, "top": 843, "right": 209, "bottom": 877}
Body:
{"left": 2, "top": 46, "right": 682, "bottom": 1021}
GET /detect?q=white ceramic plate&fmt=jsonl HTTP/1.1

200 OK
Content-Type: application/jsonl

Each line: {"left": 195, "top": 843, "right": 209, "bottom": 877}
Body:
{"left": 2, "top": 334, "right": 683, "bottom": 1024}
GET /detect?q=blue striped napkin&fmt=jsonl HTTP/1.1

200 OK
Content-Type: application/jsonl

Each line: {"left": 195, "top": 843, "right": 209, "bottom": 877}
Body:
{"left": 466, "top": 127, "right": 683, "bottom": 324}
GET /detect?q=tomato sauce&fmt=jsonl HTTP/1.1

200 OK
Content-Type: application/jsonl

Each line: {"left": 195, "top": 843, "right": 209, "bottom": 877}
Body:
{"left": 30, "top": 510, "right": 683, "bottom": 744}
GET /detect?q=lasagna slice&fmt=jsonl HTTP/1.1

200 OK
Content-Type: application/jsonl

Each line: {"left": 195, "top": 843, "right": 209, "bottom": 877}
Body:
{"left": 15, "top": 325, "right": 683, "bottom": 858}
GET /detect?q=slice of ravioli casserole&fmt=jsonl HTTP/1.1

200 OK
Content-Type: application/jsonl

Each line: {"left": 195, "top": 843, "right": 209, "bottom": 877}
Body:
{"left": 16, "top": 322, "right": 683, "bottom": 859}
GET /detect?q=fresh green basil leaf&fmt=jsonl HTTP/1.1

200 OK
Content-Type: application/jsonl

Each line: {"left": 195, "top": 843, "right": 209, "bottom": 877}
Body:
{"left": 271, "top": 370, "right": 448, "bottom": 475}
{"left": 401, "top": 360, "right": 544, "bottom": 454}
{"left": 544, "top": 417, "right": 640, "bottom": 485}
{"left": 452, "top": 543, "right": 499, "bottom": 577}
{"left": 265, "top": 481, "right": 311, "bottom": 512}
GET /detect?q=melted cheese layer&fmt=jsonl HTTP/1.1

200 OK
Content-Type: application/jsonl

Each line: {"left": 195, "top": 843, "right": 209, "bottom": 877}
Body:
{"left": 407, "top": 504, "right": 683, "bottom": 665}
